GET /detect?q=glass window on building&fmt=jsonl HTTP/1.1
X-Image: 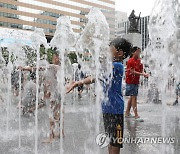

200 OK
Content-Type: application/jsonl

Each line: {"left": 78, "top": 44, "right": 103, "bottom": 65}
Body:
{"left": 52, "top": 21, "right": 56, "bottom": 25}
{"left": 49, "top": 29, "right": 54, "bottom": 33}
{"left": 0, "top": 21, "right": 3, "bottom": 26}
{"left": 0, "top": 2, "right": 17, "bottom": 10}
{"left": 0, "top": 3, "right": 3, "bottom": 7}
{"left": 7, "top": 23, "right": 11, "bottom": 28}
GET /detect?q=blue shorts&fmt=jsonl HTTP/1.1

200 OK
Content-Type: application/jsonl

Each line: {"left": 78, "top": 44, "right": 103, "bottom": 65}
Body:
{"left": 125, "top": 84, "right": 139, "bottom": 96}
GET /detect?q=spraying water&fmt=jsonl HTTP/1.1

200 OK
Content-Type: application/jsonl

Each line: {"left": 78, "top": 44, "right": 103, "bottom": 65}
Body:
{"left": 6, "top": 42, "right": 25, "bottom": 138}
{"left": 29, "top": 28, "right": 49, "bottom": 154}
{"left": 50, "top": 16, "right": 76, "bottom": 154}
{"left": 147, "top": 0, "right": 180, "bottom": 153}
{"left": 76, "top": 8, "right": 112, "bottom": 153}
{"left": 1, "top": 2, "right": 180, "bottom": 153}
{"left": 6, "top": 56, "right": 13, "bottom": 137}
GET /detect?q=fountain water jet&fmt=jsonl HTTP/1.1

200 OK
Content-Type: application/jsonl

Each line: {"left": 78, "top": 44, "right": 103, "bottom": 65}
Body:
{"left": 50, "top": 16, "right": 76, "bottom": 154}
{"left": 29, "top": 28, "right": 49, "bottom": 154}
{"left": 147, "top": 0, "right": 180, "bottom": 153}
{"left": 75, "top": 8, "right": 112, "bottom": 153}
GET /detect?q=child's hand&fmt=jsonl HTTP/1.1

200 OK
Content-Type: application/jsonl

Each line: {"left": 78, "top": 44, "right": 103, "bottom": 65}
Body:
{"left": 66, "top": 81, "right": 77, "bottom": 94}
{"left": 143, "top": 73, "right": 149, "bottom": 78}
{"left": 17, "top": 66, "right": 23, "bottom": 70}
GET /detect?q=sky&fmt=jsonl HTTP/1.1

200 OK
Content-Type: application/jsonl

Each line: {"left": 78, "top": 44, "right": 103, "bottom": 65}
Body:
{"left": 115, "top": 0, "right": 157, "bottom": 17}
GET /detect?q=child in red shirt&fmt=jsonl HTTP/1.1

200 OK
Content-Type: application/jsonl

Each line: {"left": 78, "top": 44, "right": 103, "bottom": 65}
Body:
{"left": 125, "top": 47, "right": 148, "bottom": 122}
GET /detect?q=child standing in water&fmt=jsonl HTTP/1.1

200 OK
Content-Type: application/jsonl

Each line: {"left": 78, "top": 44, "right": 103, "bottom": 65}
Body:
{"left": 66, "top": 38, "right": 132, "bottom": 154}
{"left": 125, "top": 47, "right": 149, "bottom": 122}
{"left": 42, "top": 51, "right": 64, "bottom": 143}
{"left": 18, "top": 50, "right": 64, "bottom": 143}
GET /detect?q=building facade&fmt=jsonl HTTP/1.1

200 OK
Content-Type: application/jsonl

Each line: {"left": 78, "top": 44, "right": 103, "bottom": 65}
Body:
{"left": 115, "top": 11, "right": 127, "bottom": 37}
{"left": 0, "top": 0, "right": 115, "bottom": 42}
{"left": 116, "top": 16, "right": 150, "bottom": 51}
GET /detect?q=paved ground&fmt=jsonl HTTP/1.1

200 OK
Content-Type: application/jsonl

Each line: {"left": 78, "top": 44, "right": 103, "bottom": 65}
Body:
{"left": 0, "top": 87, "right": 180, "bottom": 154}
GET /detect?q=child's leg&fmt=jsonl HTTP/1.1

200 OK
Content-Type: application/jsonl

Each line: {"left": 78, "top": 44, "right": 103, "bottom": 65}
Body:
{"left": 53, "top": 120, "right": 65, "bottom": 138}
{"left": 50, "top": 118, "right": 55, "bottom": 138}
{"left": 103, "top": 113, "right": 123, "bottom": 154}
{"left": 176, "top": 94, "right": 178, "bottom": 101}
{"left": 108, "top": 145, "right": 120, "bottom": 154}
{"left": 125, "top": 96, "right": 132, "bottom": 116}
{"left": 53, "top": 104, "right": 65, "bottom": 138}
{"left": 42, "top": 118, "right": 55, "bottom": 143}
{"left": 42, "top": 99, "right": 56, "bottom": 143}
{"left": 131, "top": 96, "right": 139, "bottom": 118}
{"left": 173, "top": 87, "right": 179, "bottom": 105}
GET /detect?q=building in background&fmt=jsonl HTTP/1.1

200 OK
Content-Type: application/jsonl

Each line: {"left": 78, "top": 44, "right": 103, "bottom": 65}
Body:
{"left": 0, "top": 0, "right": 115, "bottom": 42}
{"left": 139, "top": 16, "right": 150, "bottom": 51}
{"left": 115, "top": 11, "right": 127, "bottom": 37}
{"left": 116, "top": 15, "right": 150, "bottom": 51}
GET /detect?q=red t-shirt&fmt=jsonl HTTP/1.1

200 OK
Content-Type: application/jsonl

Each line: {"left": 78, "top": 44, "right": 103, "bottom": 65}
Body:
{"left": 125, "top": 58, "right": 143, "bottom": 84}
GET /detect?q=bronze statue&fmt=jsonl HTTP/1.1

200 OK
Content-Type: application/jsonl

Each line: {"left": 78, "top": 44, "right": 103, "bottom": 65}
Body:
{"left": 128, "top": 10, "right": 141, "bottom": 33}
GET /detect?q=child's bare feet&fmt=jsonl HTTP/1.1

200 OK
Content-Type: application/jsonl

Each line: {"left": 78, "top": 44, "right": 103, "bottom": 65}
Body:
{"left": 54, "top": 133, "right": 60, "bottom": 138}
{"left": 54, "top": 130, "right": 65, "bottom": 139}
{"left": 42, "top": 136, "right": 54, "bottom": 143}
{"left": 17, "top": 104, "right": 24, "bottom": 109}
{"left": 42, "top": 131, "right": 64, "bottom": 143}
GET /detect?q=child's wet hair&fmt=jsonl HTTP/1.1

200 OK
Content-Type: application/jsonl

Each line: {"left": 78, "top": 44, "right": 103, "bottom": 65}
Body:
{"left": 52, "top": 47, "right": 59, "bottom": 56}
{"left": 47, "top": 47, "right": 59, "bottom": 64}
{"left": 109, "top": 38, "right": 132, "bottom": 59}
{"left": 130, "top": 46, "right": 140, "bottom": 58}
{"left": 131, "top": 46, "right": 140, "bottom": 53}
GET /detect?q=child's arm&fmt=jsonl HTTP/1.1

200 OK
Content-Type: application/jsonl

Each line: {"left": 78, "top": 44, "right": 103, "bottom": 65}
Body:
{"left": 18, "top": 66, "right": 45, "bottom": 72}
{"left": 18, "top": 66, "right": 33, "bottom": 71}
{"left": 66, "top": 76, "right": 95, "bottom": 93}
{"left": 131, "top": 69, "right": 149, "bottom": 77}
{"left": 128, "top": 62, "right": 149, "bottom": 78}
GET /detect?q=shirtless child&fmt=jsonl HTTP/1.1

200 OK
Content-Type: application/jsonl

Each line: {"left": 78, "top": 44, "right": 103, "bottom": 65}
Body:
{"left": 42, "top": 51, "right": 64, "bottom": 143}
{"left": 18, "top": 51, "right": 64, "bottom": 143}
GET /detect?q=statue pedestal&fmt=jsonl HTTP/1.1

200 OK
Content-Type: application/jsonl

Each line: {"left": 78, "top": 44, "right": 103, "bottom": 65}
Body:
{"left": 123, "top": 33, "right": 142, "bottom": 49}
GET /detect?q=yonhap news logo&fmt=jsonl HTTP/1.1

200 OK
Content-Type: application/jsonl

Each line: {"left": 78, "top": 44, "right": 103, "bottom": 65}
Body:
{"left": 96, "top": 133, "right": 176, "bottom": 148}
{"left": 95, "top": 133, "right": 110, "bottom": 148}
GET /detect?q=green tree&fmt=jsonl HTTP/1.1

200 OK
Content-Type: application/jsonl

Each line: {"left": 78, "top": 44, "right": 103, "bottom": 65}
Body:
{"left": 67, "top": 52, "right": 77, "bottom": 64}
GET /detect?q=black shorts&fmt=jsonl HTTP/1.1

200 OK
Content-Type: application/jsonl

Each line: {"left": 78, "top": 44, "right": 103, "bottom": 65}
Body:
{"left": 103, "top": 113, "right": 124, "bottom": 148}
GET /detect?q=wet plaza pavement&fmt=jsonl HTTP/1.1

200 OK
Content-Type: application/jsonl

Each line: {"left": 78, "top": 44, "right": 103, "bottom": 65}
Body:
{"left": 0, "top": 89, "right": 180, "bottom": 154}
